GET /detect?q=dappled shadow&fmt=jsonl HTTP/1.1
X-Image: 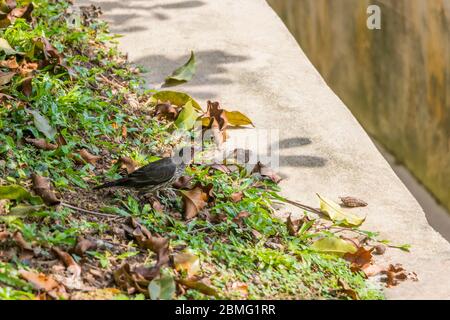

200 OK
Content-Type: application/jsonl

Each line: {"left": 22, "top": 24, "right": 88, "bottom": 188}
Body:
{"left": 276, "top": 137, "right": 327, "bottom": 169}
{"left": 135, "top": 50, "right": 250, "bottom": 99}
{"left": 86, "top": 0, "right": 206, "bottom": 32}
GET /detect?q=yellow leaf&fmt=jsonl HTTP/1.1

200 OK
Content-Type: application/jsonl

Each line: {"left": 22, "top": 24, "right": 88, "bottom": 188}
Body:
{"left": 225, "top": 110, "right": 254, "bottom": 127}
{"left": 173, "top": 250, "right": 200, "bottom": 277}
{"left": 317, "top": 194, "right": 365, "bottom": 227}
{"left": 310, "top": 237, "right": 357, "bottom": 255}
{"left": 150, "top": 91, "right": 202, "bottom": 110}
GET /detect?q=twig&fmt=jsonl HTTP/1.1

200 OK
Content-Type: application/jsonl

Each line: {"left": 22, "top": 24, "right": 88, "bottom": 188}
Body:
{"left": 61, "top": 202, "right": 123, "bottom": 219}
{"left": 280, "top": 198, "right": 323, "bottom": 215}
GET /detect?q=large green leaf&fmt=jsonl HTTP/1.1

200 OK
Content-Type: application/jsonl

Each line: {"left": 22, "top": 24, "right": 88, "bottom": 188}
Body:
{"left": 164, "top": 51, "right": 196, "bottom": 87}
{"left": 0, "top": 185, "right": 43, "bottom": 205}
{"left": 310, "top": 237, "right": 357, "bottom": 255}
{"left": 317, "top": 194, "right": 365, "bottom": 227}
{"left": 148, "top": 272, "right": 176, "bottom": 300}
{"left": 28, "top": 109, "right": 57, "bottom": 140}
{"left": 150, "top": 91, "right": 202, "bottom": 110}
{"left": 0, "top": 185, "right": 31, "bottom": 202}
{"left": 174, "top": 100, "right": 200, "bottom": 131}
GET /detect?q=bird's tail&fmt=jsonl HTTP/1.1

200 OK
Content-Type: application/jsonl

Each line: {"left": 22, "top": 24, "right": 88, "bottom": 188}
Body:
{"left": 93, "top": 180, "right": 122, "bottom": 190}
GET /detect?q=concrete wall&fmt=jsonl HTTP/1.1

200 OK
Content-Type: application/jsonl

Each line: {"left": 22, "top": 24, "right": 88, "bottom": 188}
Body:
{"left": 268, "top": 0, "right": 450, "bottom": 212}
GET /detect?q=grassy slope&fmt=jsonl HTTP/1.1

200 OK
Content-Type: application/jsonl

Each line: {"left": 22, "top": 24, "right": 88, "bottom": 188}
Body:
{"left": 0, "top": 0, "right": 383, "bottom": 300}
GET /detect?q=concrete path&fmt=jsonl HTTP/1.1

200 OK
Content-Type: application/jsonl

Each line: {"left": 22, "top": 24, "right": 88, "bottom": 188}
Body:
{"left": 81, "top": 0, "right": 450, "bottom": 299}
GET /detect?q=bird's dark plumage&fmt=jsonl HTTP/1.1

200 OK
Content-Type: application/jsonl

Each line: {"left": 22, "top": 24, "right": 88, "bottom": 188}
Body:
{"left": 94, "top": 157, "right": 183, "bottom": 192}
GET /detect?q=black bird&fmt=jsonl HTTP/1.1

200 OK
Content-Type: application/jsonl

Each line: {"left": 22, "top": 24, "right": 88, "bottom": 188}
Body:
{"left": 94, "top": 148, "right": 189, "bottom": 193}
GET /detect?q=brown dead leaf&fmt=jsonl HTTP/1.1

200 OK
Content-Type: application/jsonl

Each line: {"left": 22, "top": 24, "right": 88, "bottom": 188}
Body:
{"left": 7, "top": 3, "right": 33, "bottom": 24}
{"left": 340, "top": 196, "right": 368, "bottom": 208}
{"left": 251, "top": 161, "right": 282, "bottom": 184}
{"left": 286, "top": 214, "right": 300, "bottom": 236}
{"left": 208, "top": 163, "right": 231, "bottom": 174}
{"left": 0, "top": 230, "right": 11, "bottom": 241}
{"left": 126, "top": 218, "right": 169, "bottom": 266}
{"left": 21, "top": 76, "right": 32, "bottom": 97}
{"left": 119, "top": 156, "right": 138, "bottom": 174}
{"left": 230, "top": 282, "right": 248, "bottom": 298}
{"left": 0, "top": 56, "right": 19, "bottom": 69}
{"left": 337, "top": 279, "right": 359, "bottom": 300}
{"left": 19, "top": 270, "right": 67, "bottom": 299}
{"left": 18, "top": 60, "right": 38, "bottom": 77}
{"left": 344, "top": 247, "right": 373, "bottom": 273}
{"left": 37, "top": 37, "right": 62, "bottom": 65}
{"left": 0, "top": 71, "right": 15, "bottom": 86}
{"left": 172, "top": 175, "right": 193, "bottom": 189}
{"left": 382, "top": 264, "right": 418, "bottom": 287}
{"left": 155, "top": 101, "right": 179, "bottom": 120}
{"left": 181, "top": 187, "right": 208, "bottom": 220}
{"left": 78, "top": 149, "right": 101, "bottom": 165}
{"left": 232, "top": 211, "right": 250, "bottom": 227}
{"left": 52, "top": 247, "right": 81, "bottom": 278}
{"left": 121, "top": 125, "right": 127, "bottom": 139}
{"left": 25, "top": 137, "right": 58, "bottom": 150}
{"left": 114, "top": 263, "right": 159, "bottom": 295}
{"left": 73, "top": 237, "right": 97, "bottom": 256}
{"left": 31, "top": 173, "right": 60, "bottom": 205}
{"left": 177, "top": 278, "right": 218, "bottom": 297}
{"left": 230, "top": 192, "right": 243, "bottom": 203}
{"left": 173, "top": 251, "right": 200, "bottom": 277}
{"left": 12, "top": 231, "right": 32, "bottom": 251}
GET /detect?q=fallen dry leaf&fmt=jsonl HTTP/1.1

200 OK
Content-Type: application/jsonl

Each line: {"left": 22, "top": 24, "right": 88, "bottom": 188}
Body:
{"left": 0, "top": 56, "right": 19, "bottom": 69}
{"left": 340, "top": 196, "right": 368, "bottom": 208}
{"left": 382, "top": 264, "right": 418, "bottom": 287}
{"left": 337, "top": 279, "right": 359, "bottom": 300}
{"left": 344, "top": 247, "right": 373, "bottom": 271}
{"left": 119, "top": 156, "right": 138, "bottom": 174}
{"left": 125, "top": 218, "right": 169, "bottom": 267}
{"left": 7, "top": 3, "right": 34, "bottom": 24}
{"left": 232, "top": 211, "right": 250, "bottom": 227}
{"left": 0, "top": 230, "right": 11, "bottom": 241}
{"left": 78, "top": 149, "right": 101, "bottom": 164}
{"left": 286, "top": 214, "right": 300, "bottom": 236}
{"left": 31, "top": 173, "right": 61, "bottom": 205}
{"left": 230, "top": 282, "right": 249, "bottom": 298}
{"left": 19, "top": 270, "right": 67, "bottom": 299}
{"left": 25, "top": 137, "right": 57, "bottom": 150}
{"left": 73, "top": 237, "right": 97, "bottom": 256}
{"left": 52, "top": 247, "right": 81, "bottom": 278}
{"left": 172, "top": 175, "right": 193, "bottom": 189}
{"left": 177, "top": 278, "right": 218, "bottom": 297}
{"left": 173, "top": 251, "right": 200, "bottom": 278}
{"left": 114, "top": 263, "right": 159, "bottom": 295}
{"left": 251, "top": 161, "right": 282, "bottom": 184}
{"left": 12, "top": 231, "right": 32, "bottom": 251}
{"left": 21, "top": 76, "right": 33, "bottom": 97}
{"left": 155, "top": 101, "right": 179, "bottom": 120}
{"left": 208, "top": 163, "right": 231, "bottom": 174}
{"left": 181, "top": 187, "right": 208, "bottom": 220}
{"left": 230, "top": 192, "right": 243, "bottom": 203}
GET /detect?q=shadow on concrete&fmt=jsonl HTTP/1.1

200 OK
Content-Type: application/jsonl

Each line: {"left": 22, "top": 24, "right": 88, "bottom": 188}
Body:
{"left": 89, "top": 0, "right": 206, "bottom": 31}
{"left": 135, "top": 50, "right": 250, "bottom": 99}
{"left": 277, "top": 137, "right": 327, "bottom": 168}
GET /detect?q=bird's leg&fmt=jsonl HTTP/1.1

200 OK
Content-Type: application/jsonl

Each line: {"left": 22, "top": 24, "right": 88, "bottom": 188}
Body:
{"left": 162, "top": 188, "right": 178, "bottom": 200}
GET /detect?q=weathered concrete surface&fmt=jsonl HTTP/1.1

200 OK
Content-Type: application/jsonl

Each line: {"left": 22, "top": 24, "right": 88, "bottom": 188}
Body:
{"left": 81, "top": 0, "right": 450, "bottom": 299}
{"left": 268, "top": 0, "right": 450, "bottom": 213}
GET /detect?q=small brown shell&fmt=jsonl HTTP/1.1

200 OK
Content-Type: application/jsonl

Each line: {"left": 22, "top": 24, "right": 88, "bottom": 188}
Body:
{"left": 340, "top": 196, "right": 368, "bottom": 208}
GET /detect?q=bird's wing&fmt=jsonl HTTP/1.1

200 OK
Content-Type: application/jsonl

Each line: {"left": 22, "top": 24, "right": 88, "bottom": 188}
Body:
{"left": 126, "top": 157, "right": 176, "bottom": 187}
